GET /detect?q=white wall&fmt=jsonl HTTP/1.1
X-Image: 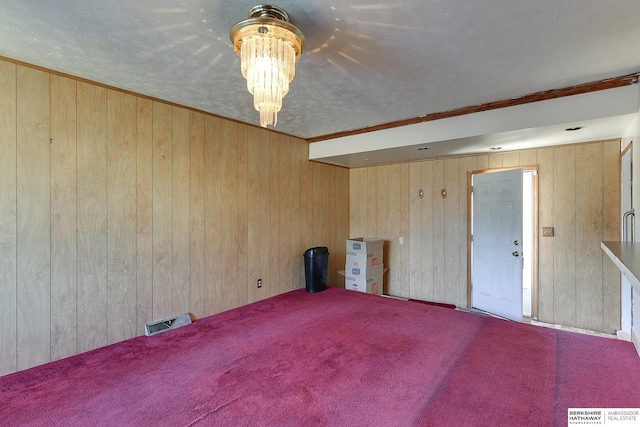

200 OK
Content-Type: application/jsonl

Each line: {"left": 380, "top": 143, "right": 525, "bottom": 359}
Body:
{"left": 622, "top": 108, "right": 640, "bottom": 350}
{"left": 623, "top": 112, "right": 639, "bottom": 230}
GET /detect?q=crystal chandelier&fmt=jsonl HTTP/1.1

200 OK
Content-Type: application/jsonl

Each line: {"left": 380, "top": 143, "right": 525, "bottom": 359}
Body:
{"left": 230, "top": 5, "right": 305, "bottom": 128}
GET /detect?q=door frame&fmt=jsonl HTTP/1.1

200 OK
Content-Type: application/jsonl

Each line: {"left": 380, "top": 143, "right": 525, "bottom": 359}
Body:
{"left": 466, "top": 165, "right": 539, "bottom": 320}
{"left": 620, "top": 141, "right": 633, "bottom": 337}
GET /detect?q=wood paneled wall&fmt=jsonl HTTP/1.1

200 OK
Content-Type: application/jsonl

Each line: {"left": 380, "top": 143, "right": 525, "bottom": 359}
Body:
{"left": 0, "top": 60, "right": 349, "bottom": 375}
{"left": 349, "top": 141, "right": 620, "bottom": 333}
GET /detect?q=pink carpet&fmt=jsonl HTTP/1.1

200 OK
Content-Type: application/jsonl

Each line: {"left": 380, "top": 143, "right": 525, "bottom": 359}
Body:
{"left": 1, "top": 287, "right": 639, "bottom": 426}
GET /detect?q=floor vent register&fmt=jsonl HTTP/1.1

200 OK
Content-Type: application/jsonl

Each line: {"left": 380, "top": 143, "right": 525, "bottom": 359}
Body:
{"left": 145, "top": 313, "right": 192, "bottom": 336}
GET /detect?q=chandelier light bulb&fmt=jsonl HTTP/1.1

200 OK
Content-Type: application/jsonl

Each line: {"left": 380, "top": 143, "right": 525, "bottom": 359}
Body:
{"left": 230, "top": 5, "right": 305, "bottom": 128}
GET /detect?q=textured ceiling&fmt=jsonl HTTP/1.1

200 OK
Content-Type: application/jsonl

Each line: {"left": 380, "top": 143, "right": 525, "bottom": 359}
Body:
{"left": 1, "top": 0, "right": 640, "bottom": 141}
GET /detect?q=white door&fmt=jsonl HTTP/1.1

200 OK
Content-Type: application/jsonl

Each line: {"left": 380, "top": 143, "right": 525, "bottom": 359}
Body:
{"left": 472, "top": 169, "right": 523, "bottom": 321}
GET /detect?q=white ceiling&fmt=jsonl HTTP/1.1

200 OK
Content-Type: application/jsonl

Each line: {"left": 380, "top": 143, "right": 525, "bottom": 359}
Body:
{"left": 1, "top": 1, "right": 640, "bottom": 166}
{"left": 310, "top": 84, "right": 640, "bottom": 167}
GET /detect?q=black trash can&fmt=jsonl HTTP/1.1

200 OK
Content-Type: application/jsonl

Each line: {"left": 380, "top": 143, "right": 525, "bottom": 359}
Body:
{"left": 303, "top": 246, "right": 329, "bottom": 293}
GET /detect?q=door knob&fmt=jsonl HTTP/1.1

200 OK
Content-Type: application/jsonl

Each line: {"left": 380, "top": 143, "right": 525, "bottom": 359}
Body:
{"left": 514, "top": 240, "right": 520, "bottom": 245}
{"left": 512, "top": 251, "right": 520, "bottom": 257}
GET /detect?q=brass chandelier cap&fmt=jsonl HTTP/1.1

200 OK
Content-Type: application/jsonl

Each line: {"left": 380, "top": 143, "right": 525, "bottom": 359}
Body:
{"left": 230, "top": 4, "right": 306, "bottom": 58}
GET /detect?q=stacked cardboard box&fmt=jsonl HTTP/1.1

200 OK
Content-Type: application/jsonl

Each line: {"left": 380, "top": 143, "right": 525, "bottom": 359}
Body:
{"left": 344, "top": 237, "right": 384, "bottom": 295}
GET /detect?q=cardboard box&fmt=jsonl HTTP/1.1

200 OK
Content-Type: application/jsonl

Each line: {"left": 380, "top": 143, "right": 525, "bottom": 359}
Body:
{"left": 346, "top": 237, "right": 383, "bottom": 268}
{"left": 346, "top": 252, "right": 382, "bottom": 270}
{"left": 344, "top": 273, "right": 383, "bottom": 295}
{"left": 345, "top": 263, "right": 383, "bottom": 279}
{"left": 345, "top": 263, "right": 384, "bottom": 295}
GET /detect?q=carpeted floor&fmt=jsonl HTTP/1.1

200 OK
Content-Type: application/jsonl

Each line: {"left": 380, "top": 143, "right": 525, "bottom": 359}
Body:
{"left": 1, "top": 287, "right": 638, "bottom": 426}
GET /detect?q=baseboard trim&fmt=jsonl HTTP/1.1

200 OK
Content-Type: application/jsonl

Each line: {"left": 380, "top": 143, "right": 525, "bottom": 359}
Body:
{"left": 632, "top": 330, "right": 640, "bottom": 358}
{"left": 616, "top": 330, "right": 632, "bottom": 342}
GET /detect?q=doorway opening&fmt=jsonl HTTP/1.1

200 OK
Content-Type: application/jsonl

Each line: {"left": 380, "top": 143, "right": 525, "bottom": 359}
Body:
{"left": 467, "top": 167, "right": 538, "bottom": 320}
{"left": 522, "top": 170, "right": 535, "bottom": 317}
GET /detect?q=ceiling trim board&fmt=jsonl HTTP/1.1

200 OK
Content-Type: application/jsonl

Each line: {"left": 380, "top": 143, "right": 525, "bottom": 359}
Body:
{"left": 309, "top": 84, "right": 639, "bottom": 168}
{"left": 308, "top": 73, "right": 640, "bottom": 143}
{"left": 310, "top": 84, "right": 639, "bottom": 157}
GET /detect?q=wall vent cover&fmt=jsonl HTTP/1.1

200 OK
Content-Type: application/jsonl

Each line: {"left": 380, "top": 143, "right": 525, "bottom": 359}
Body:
{"left": 145, "top": 313, "right": 192, "bottom": 336}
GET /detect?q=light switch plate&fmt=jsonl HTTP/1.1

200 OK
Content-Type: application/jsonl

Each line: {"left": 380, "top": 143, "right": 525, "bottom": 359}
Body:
{"left": 543, "top": 227, "right": 554, "bottom": 237}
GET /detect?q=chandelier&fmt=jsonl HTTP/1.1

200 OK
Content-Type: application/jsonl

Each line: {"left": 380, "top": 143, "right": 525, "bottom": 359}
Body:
{"left": 230, "top": 5, "right": 305, "bottom": 128}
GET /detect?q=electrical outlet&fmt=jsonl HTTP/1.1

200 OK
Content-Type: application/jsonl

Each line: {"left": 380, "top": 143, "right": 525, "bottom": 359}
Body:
{"left": 542, "top": 227, "right": 554, "bottom": 237}
{"left": 257, "top": 278, "right": 262, "bottom": 288}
